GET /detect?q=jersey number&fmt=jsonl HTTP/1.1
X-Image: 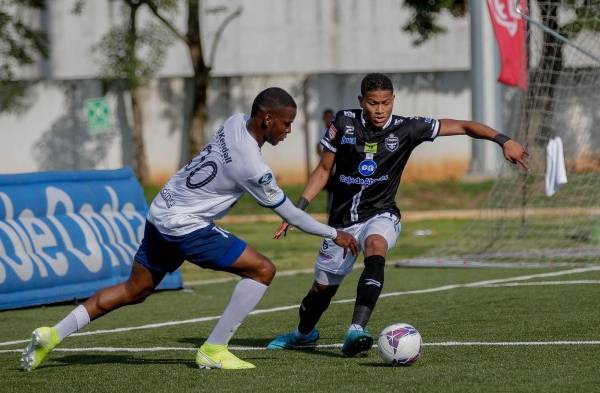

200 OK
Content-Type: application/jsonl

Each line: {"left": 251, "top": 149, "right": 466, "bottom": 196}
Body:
{"left": 185, "top": 145, "right": 218, "bottom": 189}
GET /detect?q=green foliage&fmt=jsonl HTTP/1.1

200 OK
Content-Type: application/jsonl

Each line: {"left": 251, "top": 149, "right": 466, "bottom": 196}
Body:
{"left": 402, "top": 0, "right": 467, "bottom": 46}
{"left": 403, "top": 0, "right": 600, "bottom": 45}
{"left": 559, "top": 0, "right": 600, "bottom": 38}
{"left": 95, "top": 20, "right": 172, "bottom": 88}
{"left": 0, "top": 0, "right": 48, "bottom": 112}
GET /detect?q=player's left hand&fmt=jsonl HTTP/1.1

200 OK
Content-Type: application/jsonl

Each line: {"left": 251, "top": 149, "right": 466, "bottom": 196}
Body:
{"left": 273, "top": 221, "right": 293, "bottom": 239}
{"left": 333, "top": 230, "right": 359, "bottom": 257}
{"left": 503, "top": 140, "right": 529, "bottom": 170}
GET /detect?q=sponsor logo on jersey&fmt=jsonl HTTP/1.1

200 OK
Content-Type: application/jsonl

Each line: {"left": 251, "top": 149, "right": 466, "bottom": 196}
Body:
{"left": 364, "top": 142, "right": 378, "bottom": 154}
{"left": 160, "top": 187, "right": 175, "bottom": 208}
{"left": 327, "top": 124, "right": 338, "bottom": 140}
{"left": 341, "top": 136, "right": 356, "bottom": 145}
{"left": 345, "top": 125, "right": 355, "bottom": 135}
{"left": 393, "top": 118, "right": 404, "bottom": 126}
{"left": 339, "top": 174, "right": 389, "bottom": 186}
{"left": 358, "top": 159, "right": 377, "bottom": 176}
{"left": 385, "top": 134, "right": 399, "bottom": 152}
{"left": 258, "top": 172, "right": 273, "bottom": 185}
{"left": 215, "top": 126, "right": 233, "bottom": 164}
{"left": 321, "top": 240, "right": 329, "bottom": 250}
{"left": 343, "top": 110, "right": 356, "bottom": 118}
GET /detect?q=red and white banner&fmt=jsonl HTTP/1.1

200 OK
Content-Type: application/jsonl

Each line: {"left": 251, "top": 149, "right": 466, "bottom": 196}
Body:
{"left": 487, "top": 0, "right": 528, "bottom": 91}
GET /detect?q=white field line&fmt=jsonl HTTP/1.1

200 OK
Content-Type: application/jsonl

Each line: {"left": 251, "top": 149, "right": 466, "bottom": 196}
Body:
{"left": 482, "top": 280, "right": 600, "bottom": 287}
{"left": 3, "top": 340, "right": 600, "bottom": 355}
{"left": 2, "top": 266, "right": 599, "bottom": 348}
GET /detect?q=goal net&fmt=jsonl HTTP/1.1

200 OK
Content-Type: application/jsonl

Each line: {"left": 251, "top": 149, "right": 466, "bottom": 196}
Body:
{"left": 406, "top": 0, "right": 600, "bottom": 267}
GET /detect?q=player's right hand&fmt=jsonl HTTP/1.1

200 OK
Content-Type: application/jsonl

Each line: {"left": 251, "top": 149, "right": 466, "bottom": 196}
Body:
{"left": 333, "top": 230, "right": 359, "bottom": 257}
{"left": 273, "top": 221, "right": 290, "bottom": 239}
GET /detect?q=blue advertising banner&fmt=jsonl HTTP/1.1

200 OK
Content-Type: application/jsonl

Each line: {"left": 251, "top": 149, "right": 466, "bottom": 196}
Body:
{"left": 0, "top": 168, "right": 182, "bottom": 310}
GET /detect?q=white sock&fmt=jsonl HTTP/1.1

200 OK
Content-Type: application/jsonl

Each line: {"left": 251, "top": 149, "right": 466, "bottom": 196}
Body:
{"left": 54, "top": 305, "right": 91, "bottom": 341}
{"left": 206, "top": 278, "right": 268, "bottom": 345}
{"left": 349, "top": 324, "right": 364, "bottom": 333}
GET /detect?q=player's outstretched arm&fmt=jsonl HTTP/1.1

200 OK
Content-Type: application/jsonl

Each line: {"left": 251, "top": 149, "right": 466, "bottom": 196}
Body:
{"left": 273, "top": 151, "right": 336, "bottom": 238}
{"left": 272, "top": 198, "right": 358, "bottom": 256}
{"left": 438, "top": 119, "right": 529, "bottom": 170}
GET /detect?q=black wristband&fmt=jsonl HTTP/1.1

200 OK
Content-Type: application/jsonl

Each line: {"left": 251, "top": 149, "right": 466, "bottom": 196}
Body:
{"left": 296, "top": 196, "right": 310, "bottom": 211}
{"left": 493, "top": 133, "right": 511, "bottom": 146}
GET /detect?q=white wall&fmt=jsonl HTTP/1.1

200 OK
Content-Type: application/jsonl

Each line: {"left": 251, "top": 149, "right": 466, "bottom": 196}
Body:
{"left": 1, "top": 72, "right": 472, "bottom": 184}
{"left": 15, "top": 0, "right": 470, "bottom": 80}
{"left": 3, "top": 0, "right": 475, "bottom": 184}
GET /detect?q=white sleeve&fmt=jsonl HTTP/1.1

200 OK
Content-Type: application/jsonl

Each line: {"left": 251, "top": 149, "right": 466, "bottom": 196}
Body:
{"left": 272, "top": 198, "right": 337, "bottom": 239}
{"left": 235, "top": 157, "right": 286, "bottom": 208}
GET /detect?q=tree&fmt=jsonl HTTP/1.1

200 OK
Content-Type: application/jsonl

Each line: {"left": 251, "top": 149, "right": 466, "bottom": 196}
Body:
{"left": 144, "top": 0, "right": 242, "bottom": 160}
{"left": 401, "top": 0, "right": 467, "bottom": 46}
{"left": 0, "top": 0, "right": 48, "bottom": 113}
{"left": 402, "top": 0, "right": 600, "bottom": 140}
{"left": 94, "top": 0, "right": 172, "bottom": 183}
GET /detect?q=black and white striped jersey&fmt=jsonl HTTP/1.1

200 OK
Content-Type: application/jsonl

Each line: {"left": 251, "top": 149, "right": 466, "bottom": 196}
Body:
{"left": 320, "top": 109, "right": 440, "bottom": 227}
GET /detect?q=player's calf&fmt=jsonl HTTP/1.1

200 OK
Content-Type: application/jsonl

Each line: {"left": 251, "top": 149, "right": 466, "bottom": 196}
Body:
{"left": 298, "top": 283, "right": 338, "bottom": 334}
{"left": 352, "top": 255, "right": 385, "bottom": 328}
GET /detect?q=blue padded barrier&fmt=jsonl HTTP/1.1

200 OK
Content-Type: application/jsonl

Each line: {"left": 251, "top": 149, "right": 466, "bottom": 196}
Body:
{"left": 0, "top": 168, "right": 182, "bottom": 310}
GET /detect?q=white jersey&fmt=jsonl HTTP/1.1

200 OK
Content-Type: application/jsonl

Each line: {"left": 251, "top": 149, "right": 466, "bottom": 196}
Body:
{"left": 148, "top": 114, "right": 285, "bottom": 236}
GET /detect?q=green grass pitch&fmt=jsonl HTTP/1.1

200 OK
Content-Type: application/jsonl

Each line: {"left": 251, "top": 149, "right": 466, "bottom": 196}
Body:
{"left": 1, "top": 221, "right": 599, "bottom": 392}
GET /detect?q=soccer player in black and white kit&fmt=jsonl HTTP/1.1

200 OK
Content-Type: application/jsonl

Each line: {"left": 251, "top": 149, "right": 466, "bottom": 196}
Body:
{"left": 267, "top": 73, "right": 528, "bottom": 356}
{"left": 21, "top": 88, "right": 358, "bottom": 371}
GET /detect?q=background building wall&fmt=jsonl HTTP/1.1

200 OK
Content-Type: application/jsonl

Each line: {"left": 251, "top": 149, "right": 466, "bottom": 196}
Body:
{"left": 2, "top": 0, "right": 476, "bottom": 184}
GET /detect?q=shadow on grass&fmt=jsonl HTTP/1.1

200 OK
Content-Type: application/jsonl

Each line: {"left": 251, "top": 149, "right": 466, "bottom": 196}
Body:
{"left": 178, "top": 337, "right": 348, "bottom": 360}
{"left": 54, "top": 354, "right": 195, "bottom": 368}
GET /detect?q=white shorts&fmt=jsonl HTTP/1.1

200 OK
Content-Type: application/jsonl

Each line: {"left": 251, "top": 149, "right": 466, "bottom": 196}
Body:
{"left": 314, "top": 212, "right": 401, "bottom": 284}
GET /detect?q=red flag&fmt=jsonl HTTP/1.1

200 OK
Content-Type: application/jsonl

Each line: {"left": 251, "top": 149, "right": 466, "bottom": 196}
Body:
{"left": 487, "top": 0, "right": 528, "bottom": 91}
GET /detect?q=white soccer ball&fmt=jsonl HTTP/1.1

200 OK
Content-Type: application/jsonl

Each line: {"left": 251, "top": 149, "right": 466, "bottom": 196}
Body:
{"left": 377, "top": 323, "right": 423, "bottom": 366}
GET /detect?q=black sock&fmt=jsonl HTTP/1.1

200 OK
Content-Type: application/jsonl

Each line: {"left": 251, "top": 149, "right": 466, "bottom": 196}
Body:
{"left": 351, "top": 255, "right": 385, "bottom": 328}
{"left": 298, "top": 286, "right": 338, "bottom": 334}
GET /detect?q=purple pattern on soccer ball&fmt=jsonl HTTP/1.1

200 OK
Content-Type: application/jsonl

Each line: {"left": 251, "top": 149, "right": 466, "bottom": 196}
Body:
{"left": 385, "top": 326, "right": 418, "bottom": 355}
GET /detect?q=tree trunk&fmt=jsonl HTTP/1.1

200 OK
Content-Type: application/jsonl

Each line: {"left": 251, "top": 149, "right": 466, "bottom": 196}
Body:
{"left": 186, "top": 0, "right": 210, "bottom": 159}
{"left": 189, "top": 71, "right": 209, "bottom": 158}
{"left": 126, "top": 1, "right": 149, "bottom": 183}
{"left": 130, "top": 86, "right": 149, "bottom": 183}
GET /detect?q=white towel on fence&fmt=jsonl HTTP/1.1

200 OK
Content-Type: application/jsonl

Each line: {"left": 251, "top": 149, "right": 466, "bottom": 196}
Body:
{"left": 545, "top": 136, "right": 568, "bottom": 196}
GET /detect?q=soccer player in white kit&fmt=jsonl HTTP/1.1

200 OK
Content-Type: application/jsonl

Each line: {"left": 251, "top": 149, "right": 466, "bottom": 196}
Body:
{"left": 21, "top": 88, "right": 358, "bottom": 371}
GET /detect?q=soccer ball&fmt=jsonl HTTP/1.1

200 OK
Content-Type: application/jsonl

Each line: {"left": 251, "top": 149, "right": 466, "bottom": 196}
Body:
{"left": 377, "top": 323, "right": 422, "bottom": 366}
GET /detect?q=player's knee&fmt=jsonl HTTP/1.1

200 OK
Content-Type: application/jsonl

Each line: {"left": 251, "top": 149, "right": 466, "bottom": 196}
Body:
{"left": 311, "top": 282, "right": 339, "bottom": 299}
{"left": 254, "top": 258, "right": 276, "bottom": 285}
{"left": 364, "top": 235, "right": 388, "bottom": 254}
{"left": 125, "top": 279, "right": 155, "bottom": 304}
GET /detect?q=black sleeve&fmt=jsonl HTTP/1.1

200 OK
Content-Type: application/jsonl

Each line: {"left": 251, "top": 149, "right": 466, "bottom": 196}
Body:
{"left": 319, "top": 111, "right": 344, "bottom": 153}
{"left": 408, "top": 117, "right": 440, "bottom": 147}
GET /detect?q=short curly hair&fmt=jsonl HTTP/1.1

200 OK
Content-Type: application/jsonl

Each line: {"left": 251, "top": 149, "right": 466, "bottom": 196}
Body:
{"left": 360, "top": 73, "right": 394, "bottom": 96}
{"left": 251, "top": 87, "right": 297, "bottom": 117}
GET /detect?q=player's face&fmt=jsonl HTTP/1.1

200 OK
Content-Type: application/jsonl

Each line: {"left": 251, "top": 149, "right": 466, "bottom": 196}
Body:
{"left": 359, "top": 90, "right": 395, "bottom": 129}
{"left": 264, "top": 106, "right": 296, "bottom": 146}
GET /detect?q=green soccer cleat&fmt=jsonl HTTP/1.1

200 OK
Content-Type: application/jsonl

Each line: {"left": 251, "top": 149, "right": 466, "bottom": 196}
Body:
{"left": 21, "top": 327, "right": 60, "bottom": 372}
{"left": 266, "top": 329, "right": 320, "bottom": 350}
{"left": 342, "top": 329, "right": 374, "bottom": 357}
{"left": 196, "top": 343, "right": 256, "bottom": 370}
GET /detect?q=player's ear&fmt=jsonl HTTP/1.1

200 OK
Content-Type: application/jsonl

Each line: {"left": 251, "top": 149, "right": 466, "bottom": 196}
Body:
{"left": 263, "top": 112, "right": 273, "bottom": 129}
{"left": 358, "top": 95, "right": 365, "bottom": 108}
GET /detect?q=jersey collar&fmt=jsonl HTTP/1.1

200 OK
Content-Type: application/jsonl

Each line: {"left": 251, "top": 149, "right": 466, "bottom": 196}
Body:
{"left": 360, "top": 111, "right": 393, "bottom": 130}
